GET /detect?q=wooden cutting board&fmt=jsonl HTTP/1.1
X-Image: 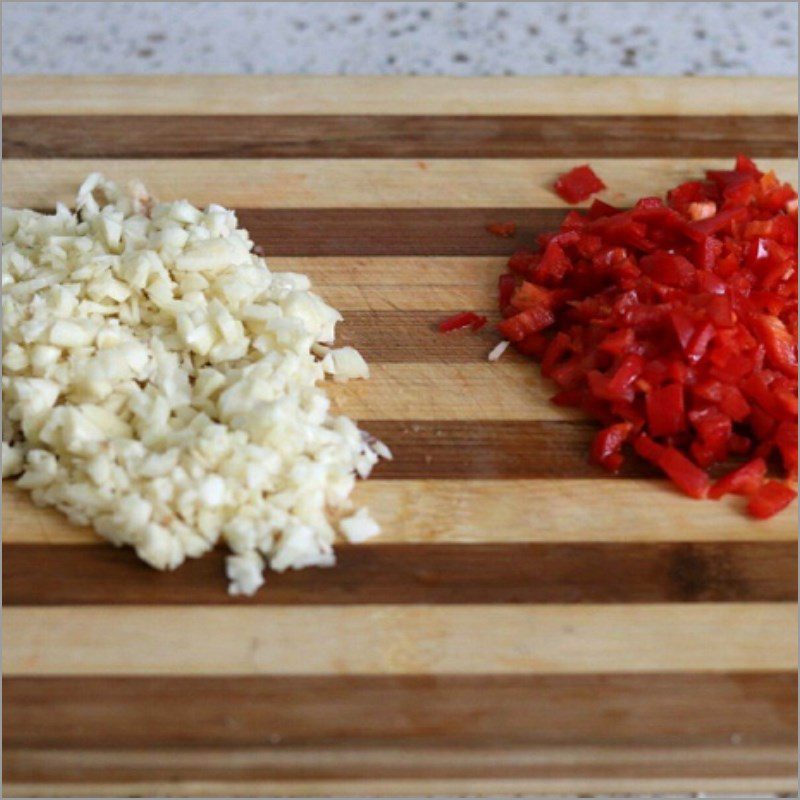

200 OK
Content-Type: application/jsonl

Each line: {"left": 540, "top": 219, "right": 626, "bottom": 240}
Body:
{"left": 2, "top": 76, "right": 798, "bottom": 797}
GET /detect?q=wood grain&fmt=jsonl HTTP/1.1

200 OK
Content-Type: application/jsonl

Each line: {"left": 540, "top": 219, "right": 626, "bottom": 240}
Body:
{"left": 4, "top": 75, "right": 798, "bottom": 796}
{"left": 6, "top": 673, "right": 794, "bottom": 748}
{"left": 5, "top": 774, "right": 792, "bottom": 798}
{"left": 7, "top": 746, "right": 794, "bottom": 798}
{"left": 272, "top": 256, "right": 507, "bottom": 289}
{"left": 334, "top": 310, "right": 503, "bottom": 361}
{"left": 5, "top": 76, "right": 796, "bottom": 116}
{"left": 357, "top": 420, "right": 659, "bottom": 478}
{"left": 237, "top": 208, "right": 565, "bottom": 255}
{"left": 5, "top": 604, "right": 796, "bottom": 676}
{"left": 274, "top": 256, "right": 504, "bottom": 311}
{"left": 5, "top": 115, "right": 795, "bottom": 159}
{"left": 14, "top": 418, "right": 661, "bottom": 481}
{"left": 305, "top": 279, "right": 498, "bottom": 312}
{"left": 4, "top": 541, "right": 795, "bottom": 606}
{"left": 4, "top": 158, "right": 795, "bottom": 208}
{"left": 6, "top": 479, "right": 795, "bottom": 545}
{"left": 26, "top": 209, "right": 558, "bottom": 256}
{"left": 326, "top": 363, "right": 579, "bottom": 420}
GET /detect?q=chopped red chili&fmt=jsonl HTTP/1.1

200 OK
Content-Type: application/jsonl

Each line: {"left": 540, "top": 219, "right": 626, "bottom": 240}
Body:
{"left": 553, "top": 165, "right": 607, "bottom": 204}
{"left": 709, "top": 457, "right": 767, "bottom": 499}
{"left": 486, "top": 221, "right": 517, "bottom": 238}
{"left": 591, "top": 422, "right": 634, "bottom": 473}
{"left": 746, "top": 481, "right": 798, "bottom": 519}
{"left": 438, "top": 311, "right": 488, "bottom": 333}
{"left": 495, "top": 157, "right": 798, "bottom": 518}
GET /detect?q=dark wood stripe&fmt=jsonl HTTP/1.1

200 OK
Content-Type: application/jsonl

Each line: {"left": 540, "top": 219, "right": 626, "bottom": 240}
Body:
{"left": 363, "top": 421, "right": 765, "bottom": 480}
{"left": 5, "top": 673, "right": 795, "bottom": 750}
{"left": 368, "top": 420, "right": 659, "bottom": 479}
{"left": 4, "top": 115, "right": 796, "bottom": 158}
{"left": 239, "top": 208, "right": 564, "bottom": 255}
{"left": 4, "top": 541, "right": 795, "bottom": 606}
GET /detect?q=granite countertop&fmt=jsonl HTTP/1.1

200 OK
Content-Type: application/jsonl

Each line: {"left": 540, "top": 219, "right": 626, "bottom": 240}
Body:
{"left": 2, "top": 1, "right": 796, "bottom": 76}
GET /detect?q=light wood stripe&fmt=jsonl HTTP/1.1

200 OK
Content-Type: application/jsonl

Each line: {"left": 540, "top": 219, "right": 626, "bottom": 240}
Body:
{"left": 5, "top": 76, "right": 796, "bottom": 116}
{"left": 5, "top": 777, "right": 794, "bottom": 798}
{"left": 276, "top": 256, "right": 503, "bottom": 311}
{"left": 305, "top": 279, "right": 498, "bottom": 313}
{"left": 360, "top": 477, "right": 795, "bottom": 543}
{"left": 5, "top": 114, "right": 795, "bottom": 159}
{"left": 7, "top": 674, "right": 794, "bottom": 747}
{"left": 5, "top": 479, "right": 795, "bottom": 545}
{"left": 330, "top": 362, "right": 577, "bottom": 420}
{"left": 4, "top": 604, "right": 796, "bottom": 676}
{"left": 6, "top": 776, "right": 792, "bottom": 798}
{"left": 333, "top": 311, "right": 504, "bottom": 362}
{"left": 274, "top": 255, "right": 506, "bottom": 289}
{"left": 4, "top": 158, "right": 795, "bottom": 209}
{"left": 5, "top": 542, "right": 795, "bottom": 605}
{"left": 6, "top": 745, "right": 795, "bottom": 777}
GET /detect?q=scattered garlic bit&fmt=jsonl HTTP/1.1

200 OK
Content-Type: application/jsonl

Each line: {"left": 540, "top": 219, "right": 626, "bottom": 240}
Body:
{"left": 487, "top": 340, "right": 510, "bottom": 362}
{"left": 2, "top": 174, "right": 389, "bottom": 595}
{"left": 370, "top": 438, "right": 394, "bottom": 461}
{"left": 329, "top": 346, "right": 370, "bottom": 383}
{"left": 339, "top": 507, "right": 382, "bottom": 543}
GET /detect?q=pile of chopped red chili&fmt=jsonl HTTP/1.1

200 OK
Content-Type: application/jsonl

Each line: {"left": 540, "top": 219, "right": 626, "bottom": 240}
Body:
{"left": 497, "top": 156, "right": 798, "bottom": 518}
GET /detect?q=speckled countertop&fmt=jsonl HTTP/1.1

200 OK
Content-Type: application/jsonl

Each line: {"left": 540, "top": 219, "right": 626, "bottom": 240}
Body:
{"left": 2, "top": 1, "right": 797, "bottom": 76}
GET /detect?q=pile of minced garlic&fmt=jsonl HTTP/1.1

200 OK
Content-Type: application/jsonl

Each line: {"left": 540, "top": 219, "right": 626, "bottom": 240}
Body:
{"left": 2, "top": 175, "right": 390, "bottom": 595}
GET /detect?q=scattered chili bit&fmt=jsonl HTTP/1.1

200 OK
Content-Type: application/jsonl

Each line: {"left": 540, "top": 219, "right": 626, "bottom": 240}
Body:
{"left": 438, "top": 311, "right": 488, "bottom": 333}
{"left": 554, "top": 164, "right": 607, "bottom": 204}
{"left": 496, "top": 156, "right": 798, "bottom": 518}
{"left": 709, "top": 457, "right": 767, "bottom": 499}
{"left": 486, "top": 221, "right": 517, "bottom": 238}
{"left": 746, "top": 480, "right": 798, "bottom": 519}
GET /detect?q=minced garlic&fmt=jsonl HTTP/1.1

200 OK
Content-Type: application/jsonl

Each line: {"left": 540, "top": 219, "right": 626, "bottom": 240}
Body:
{"left": 2, "top": 174, "right": 390, "bottom": 594}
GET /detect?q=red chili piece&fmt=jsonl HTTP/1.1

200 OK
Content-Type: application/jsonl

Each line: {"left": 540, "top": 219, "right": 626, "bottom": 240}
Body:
{"left": 495, "top": 157, "right": 798, "bottom": 518}
{"left": 747, "top": 481, "right": 798, "bottom": 519}
{"left": 591, "top": 422, "right": 634, "bottom": 473}
{"left": 438, "top": 311, "right": 488, "bottom": 333}
{"left": 709, "top": 457, "right": 768, "bottom": 499}
{"left": 486, "top": 221, "right": 517, "bottom": 238}
{"left": 553, "top": 165, "right": 607, "bottom": 204}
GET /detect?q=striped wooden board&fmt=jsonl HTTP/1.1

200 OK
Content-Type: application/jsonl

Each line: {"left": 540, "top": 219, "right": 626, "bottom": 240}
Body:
{"left": 3, "top": 76, "right": 798, "bottom": 798}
